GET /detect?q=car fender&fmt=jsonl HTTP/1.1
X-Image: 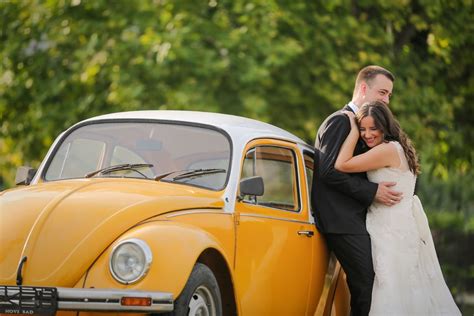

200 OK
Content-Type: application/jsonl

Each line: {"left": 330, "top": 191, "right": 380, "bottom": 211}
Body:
{"left": 83, "top": 219, "right": 234, "bottom": 298}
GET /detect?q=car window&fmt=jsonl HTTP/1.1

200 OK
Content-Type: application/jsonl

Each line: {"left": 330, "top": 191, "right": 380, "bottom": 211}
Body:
{"left": 303, "top": 151, "right": 314, "bottom": 213}
{"left": 46, "top": 138, "right": 105, "bottom": 179}
{"left": 303, "top": 152, "right": 314, "bottom": 194}
{"left": 111, "top": 145, "right": 154, "bottom": 178}
{"left": 241, "top": 146, "right": 299, "bottom": 212}
{"left": 44, "top": 122, "right": 231, "bottom": 190}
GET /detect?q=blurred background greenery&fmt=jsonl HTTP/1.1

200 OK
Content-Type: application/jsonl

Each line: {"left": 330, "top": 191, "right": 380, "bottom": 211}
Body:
{"left": 1, "top": 0, "right": 473, "bottom": 312}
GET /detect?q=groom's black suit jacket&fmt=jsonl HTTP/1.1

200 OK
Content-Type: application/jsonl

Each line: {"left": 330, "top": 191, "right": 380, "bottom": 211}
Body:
{"left": 311, "top": 105, "right": 378, "bottom": 234}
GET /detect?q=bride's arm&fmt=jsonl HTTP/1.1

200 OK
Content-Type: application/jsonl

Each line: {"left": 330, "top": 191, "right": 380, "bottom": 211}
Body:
{"left": 335, "top": 113, "right": 399, "bottom": 173}
{"left": 334, "top": 112, "right": 359, "bottom": 170}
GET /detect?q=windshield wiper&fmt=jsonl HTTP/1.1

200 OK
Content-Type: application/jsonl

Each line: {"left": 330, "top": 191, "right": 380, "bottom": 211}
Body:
{"left": 172, "top": 168, "right": 226, "bottom": 180}
{"left": 85, "top": 163, "right": 154, "bottom": 178}
{"left": 154, "top": 168, "right": 226, "bottom": 181}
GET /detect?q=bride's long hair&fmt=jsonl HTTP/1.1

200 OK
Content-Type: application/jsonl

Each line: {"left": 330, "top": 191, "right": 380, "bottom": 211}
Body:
{"left": 357, "top": 101, "right": 420, "bottom": 175}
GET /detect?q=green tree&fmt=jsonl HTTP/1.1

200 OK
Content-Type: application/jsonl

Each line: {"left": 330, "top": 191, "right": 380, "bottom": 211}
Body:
{"left": 1, "top": 0, "right": 473, "bottom": 212}
{"left": 1, "top": 0, "right": 473, "bottom": 310}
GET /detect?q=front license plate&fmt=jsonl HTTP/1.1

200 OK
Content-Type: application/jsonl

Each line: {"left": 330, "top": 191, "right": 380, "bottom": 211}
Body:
{"left": 0, "top": 286, "right": 58, "bottom": 315}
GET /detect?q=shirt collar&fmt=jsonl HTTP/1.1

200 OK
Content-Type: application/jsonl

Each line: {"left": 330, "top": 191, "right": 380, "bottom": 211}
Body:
{"left": 348, "top": 101, "right": 359, "bottom": 113}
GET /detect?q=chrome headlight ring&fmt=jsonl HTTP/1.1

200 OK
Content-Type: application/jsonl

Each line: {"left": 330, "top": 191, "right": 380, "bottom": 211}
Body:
{"left": 109, "top": 238, "right": 153, "bottom": 285}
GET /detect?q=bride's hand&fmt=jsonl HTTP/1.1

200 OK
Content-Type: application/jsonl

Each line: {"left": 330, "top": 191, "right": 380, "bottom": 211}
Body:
{"left": 342, "top": 111, "right": 357, "bottom": 130}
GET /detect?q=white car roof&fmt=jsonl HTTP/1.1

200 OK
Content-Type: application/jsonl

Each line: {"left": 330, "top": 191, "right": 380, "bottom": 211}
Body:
{"left": 83, "top": 110, "right": 306, "bottom": 145}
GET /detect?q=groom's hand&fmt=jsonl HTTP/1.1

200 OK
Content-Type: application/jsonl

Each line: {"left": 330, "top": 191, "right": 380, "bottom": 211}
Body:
{"left": 375, "top": 182, "right": 403, "bottom": 206}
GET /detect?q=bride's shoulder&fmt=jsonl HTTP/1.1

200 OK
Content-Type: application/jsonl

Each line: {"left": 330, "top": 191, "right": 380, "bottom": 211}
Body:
{"left": 386, "top": 141, "right": 405, "bottom": 154}
{"left": 376, "top": 141, "right": 399, "bottom": 153}
{"left": 371, "top": 141, "right": 400, "bottom": 163}
{"left": 376, "top": 141, "right": 402, "bottom": 167}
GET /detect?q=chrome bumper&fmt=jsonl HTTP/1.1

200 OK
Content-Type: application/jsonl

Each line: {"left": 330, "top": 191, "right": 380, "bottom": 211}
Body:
{"left": 1, "top": 286, "right": 174, "bottom": 313}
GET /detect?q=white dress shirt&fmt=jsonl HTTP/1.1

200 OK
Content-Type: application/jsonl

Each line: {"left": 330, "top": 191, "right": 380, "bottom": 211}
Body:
{"left": 347, "top": 101, "right": 359, "bottom": 113}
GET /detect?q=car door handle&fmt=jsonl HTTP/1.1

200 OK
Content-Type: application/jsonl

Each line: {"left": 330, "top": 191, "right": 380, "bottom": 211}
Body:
{"left": 297, "top": 230, "right": 314, "bottom": 237}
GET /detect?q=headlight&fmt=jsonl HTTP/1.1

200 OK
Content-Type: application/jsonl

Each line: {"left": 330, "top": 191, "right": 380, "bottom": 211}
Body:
{"left": 109, "top": 238, "right": 152, "bottom": 284}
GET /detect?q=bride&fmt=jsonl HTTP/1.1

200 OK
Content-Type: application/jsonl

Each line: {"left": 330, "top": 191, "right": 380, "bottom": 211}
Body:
{"left": 334, "top": 101, "right": 460, "bottom": 315}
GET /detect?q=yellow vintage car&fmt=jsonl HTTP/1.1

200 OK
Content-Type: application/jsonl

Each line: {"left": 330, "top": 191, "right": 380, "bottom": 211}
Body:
{"left": 0, "top": 111, "right": 349, "bottom": 316}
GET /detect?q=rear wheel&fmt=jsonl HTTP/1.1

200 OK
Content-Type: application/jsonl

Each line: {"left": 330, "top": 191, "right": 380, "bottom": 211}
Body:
{"left": 167, "top": 263, "right": 222, "bottom": 316}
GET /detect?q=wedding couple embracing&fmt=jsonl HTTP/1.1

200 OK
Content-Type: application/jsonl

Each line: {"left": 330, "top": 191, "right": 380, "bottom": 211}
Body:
{"left": 312, "top": 65, "right": 461, "bottom": 316}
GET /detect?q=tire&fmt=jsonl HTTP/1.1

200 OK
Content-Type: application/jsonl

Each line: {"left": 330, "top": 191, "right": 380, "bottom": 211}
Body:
{"left": 166, "top": 263, "right": 222, "bottom": 316}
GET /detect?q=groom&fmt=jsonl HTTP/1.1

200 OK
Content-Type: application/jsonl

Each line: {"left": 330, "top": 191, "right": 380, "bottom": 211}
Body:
{"left": 312, "top": 65, "right": 402, "bottom": 316}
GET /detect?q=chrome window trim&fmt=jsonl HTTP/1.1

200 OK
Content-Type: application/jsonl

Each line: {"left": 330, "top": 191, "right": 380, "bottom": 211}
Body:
{"left": 40, "top": 119, "right": 233, "bottom": 191}
{"left": 239, "top": 144, "right": 302, "bottom": 214}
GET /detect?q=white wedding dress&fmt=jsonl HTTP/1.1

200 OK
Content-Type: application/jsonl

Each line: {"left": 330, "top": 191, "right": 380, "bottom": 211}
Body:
{"left": 366, "top": 141, "right": 461, "bottom": 315}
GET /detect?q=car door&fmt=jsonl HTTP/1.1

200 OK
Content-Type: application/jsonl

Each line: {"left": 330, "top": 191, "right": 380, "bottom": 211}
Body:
{"left": 233, "top": 139, "right": 317, "bottom": 315}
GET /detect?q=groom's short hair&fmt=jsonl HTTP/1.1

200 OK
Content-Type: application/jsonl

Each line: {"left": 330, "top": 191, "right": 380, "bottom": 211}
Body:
{"left": 355, "top": 65, "right": 395, "bottom": 89}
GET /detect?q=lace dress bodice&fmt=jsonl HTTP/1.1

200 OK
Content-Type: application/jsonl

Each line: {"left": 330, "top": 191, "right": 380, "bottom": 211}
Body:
{"left": 365, "top": 142, "right": 460, "bottom": 316}
{"left": 367, "top": 142, "right": 419, "bottom": 260}
{"left": 368, "top": 141, "right": 416, "bottom": 210}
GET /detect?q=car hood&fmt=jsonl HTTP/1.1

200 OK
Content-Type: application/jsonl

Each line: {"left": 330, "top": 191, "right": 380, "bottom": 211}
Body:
{"left": 0, "top": 178, "right": 223, "bottom": 286}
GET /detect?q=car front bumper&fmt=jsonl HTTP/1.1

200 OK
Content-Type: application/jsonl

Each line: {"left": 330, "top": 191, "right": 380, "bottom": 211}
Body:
{"left": 0, "top": 285, "right": 174, "bottom": 314}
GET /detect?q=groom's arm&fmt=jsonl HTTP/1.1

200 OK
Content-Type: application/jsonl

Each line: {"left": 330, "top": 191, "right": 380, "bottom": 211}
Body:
{"left": 317, "top": 114, "right": 378, "bottom": 207}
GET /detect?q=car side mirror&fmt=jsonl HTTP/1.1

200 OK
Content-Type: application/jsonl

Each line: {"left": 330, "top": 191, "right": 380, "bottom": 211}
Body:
{"left": 238, "top": 176, "right": 264, "bottom": 201}
{"left": 15, "top": 166, "right": 37, "bottom": 185}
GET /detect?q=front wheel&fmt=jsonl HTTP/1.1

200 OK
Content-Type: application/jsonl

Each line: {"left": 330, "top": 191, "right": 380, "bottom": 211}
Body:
{"left": 168, "top": 263, "right": 222, "bottom": 316}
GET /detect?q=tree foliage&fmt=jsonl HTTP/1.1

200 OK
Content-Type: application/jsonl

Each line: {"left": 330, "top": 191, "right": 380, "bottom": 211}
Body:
{"left": 1, "top": 0, "right": 473, "bottom": 308}
{"left": 1, "top": 0, "right": 473, "bottom": 217}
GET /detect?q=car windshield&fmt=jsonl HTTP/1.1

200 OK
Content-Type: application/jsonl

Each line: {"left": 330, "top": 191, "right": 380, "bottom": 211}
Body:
{"left": 44, "top": 121, "right": 231, "bottom": 190}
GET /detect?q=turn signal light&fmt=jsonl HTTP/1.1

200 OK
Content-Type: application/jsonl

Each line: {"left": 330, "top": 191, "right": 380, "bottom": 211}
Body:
{"left": 120, "top": 296, "right": 152, "bottom": 306}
